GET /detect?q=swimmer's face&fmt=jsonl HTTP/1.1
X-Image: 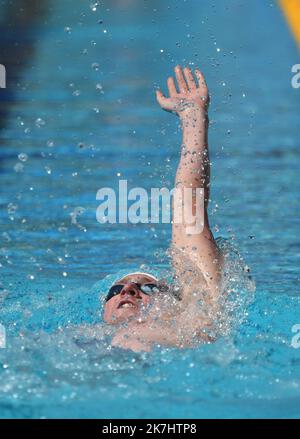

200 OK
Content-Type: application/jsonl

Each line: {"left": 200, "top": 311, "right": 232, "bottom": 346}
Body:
{"left": 103, "top": 274, "right": 156, "bottom": 324}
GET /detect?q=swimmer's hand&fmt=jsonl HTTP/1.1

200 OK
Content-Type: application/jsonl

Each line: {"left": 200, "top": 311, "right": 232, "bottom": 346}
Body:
{"left": 156, "top": 65, "right": 209, "bottom": 117}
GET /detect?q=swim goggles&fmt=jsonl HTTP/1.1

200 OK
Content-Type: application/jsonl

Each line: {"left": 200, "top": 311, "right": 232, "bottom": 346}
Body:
{"left": 105, "top": 282, "right": 159, "bottom": 303}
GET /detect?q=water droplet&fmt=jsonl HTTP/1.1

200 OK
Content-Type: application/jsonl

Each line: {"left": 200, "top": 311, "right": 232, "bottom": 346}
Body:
{"left": 92, "top": 62, "right": 99, "bottom": 71}
{"left": 96, "top": 83, "right": 104, "bottom": 93}
{"left": 14, "top": 163, "right": 24, "bottom": 173}
{"left": 18, "top": 153, "right": 28, "bottom": 162}
{"left": 2, "top": 232, "right": 11, "bottom": 242}
{"left": 90, "top": 2, "right": 99, "bottom": 12}
{"left": 35, "top": 117, "right": 46, "bottom": 128}
{"left": 7, "top": 203, "right": 18, "bottom": 218}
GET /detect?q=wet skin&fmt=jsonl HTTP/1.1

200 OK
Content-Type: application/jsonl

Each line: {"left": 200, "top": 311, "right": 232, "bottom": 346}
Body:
{"left": 103, "top": 274, "right": 156, "bottom": 324}
{"left": 103, "top": 65, "right": 223, "bottom": 351}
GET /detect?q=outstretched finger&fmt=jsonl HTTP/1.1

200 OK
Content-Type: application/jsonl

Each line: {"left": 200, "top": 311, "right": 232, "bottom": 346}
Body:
{"left": 183, "top": 67, "right": 196, "bottom": 90}
{"left": 155, "top": 89, "right": 172, "bottom": 111}
{"left": 156, "top": 89, "right": 165, "bottom": 104}
{"left": 174, "top": 65, "right": 188, "bottom": 94}
{"left": 195, "top": 69, "right": 207, "bottom": 90}
{"left": 167, "top": 77, "right": 178, "bottom": 97}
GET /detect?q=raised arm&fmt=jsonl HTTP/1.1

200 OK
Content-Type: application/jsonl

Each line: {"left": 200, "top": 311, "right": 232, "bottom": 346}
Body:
{"left": 156, "top": 65, "right": 222, "bottom": 301}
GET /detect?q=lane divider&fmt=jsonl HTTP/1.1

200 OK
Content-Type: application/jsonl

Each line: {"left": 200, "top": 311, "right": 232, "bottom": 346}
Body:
{"left": 278, "top": 0, "right": 300, "bottom": 48}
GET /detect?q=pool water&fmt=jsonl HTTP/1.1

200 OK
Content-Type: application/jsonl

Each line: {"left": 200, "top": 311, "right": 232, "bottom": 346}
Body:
{"left": 0, "top": 0, "right": 300, "bottom": 419}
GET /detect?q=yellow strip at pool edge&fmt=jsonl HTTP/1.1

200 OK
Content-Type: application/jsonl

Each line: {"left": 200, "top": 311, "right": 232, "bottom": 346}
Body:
{"left": 278, "top": 0, "right": 300, "bottom": 47}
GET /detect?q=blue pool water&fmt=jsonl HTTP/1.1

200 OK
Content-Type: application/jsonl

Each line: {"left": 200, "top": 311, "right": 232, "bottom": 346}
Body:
{"left": 0, "top": 0, "right": 300, "bottom": 418}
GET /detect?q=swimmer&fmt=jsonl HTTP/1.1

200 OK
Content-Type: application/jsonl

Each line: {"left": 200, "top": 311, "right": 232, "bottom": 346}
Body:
{"left": 104, "top": 66, "right": 223, "bottom": 352}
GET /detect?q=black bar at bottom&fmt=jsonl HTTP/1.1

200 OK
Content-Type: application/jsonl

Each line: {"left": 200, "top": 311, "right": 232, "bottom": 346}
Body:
{"left": 0, "top": 419, "right": 299, "bottom": 436}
